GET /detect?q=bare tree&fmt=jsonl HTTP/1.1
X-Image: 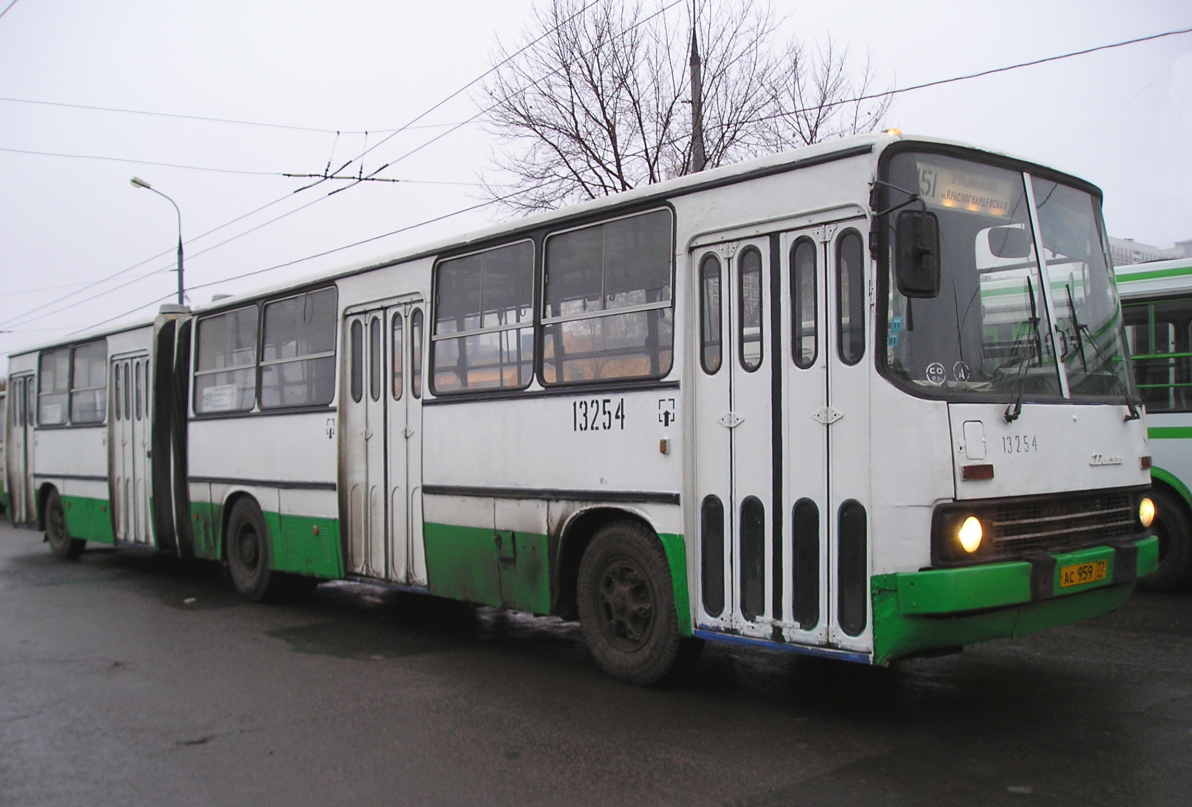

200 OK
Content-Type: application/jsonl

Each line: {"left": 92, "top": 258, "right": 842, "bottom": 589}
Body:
{"left": 759, "top": 37, "right": 893, "bottom": 149}
{"left": 479, "top": 0, "right": 892, "bottom": 212}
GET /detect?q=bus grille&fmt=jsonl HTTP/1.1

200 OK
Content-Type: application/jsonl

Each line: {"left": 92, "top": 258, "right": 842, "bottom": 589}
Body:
{"left": 988, "top": 492, "right": 1135, "bottom": 555}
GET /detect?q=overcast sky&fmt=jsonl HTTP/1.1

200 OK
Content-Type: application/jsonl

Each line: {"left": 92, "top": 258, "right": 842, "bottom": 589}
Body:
{"left": 1, "top": 0, "right": 1190, "bottom": 371}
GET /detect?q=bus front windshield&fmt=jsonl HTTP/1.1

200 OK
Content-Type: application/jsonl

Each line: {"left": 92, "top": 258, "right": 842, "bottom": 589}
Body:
{"left": 882, "top": 151, "right": 1133, "bottom": 402}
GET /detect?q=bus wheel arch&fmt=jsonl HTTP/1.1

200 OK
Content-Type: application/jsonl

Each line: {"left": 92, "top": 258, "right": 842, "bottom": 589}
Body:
{"left": 1139, "top": 482, "right": 1192, "bottom": 592}
{"left": 223, "top": 494, "right": 280, "bottom": 601}
{"left": 574, "top": 517, "right": 700, "bottom": 685}
{"left": 35, "top": 482, "right": 57, "bottom": 531}
{"left": 555, "top": 506, "right": 656, "bottom": 621}
{"left": 42, "top": 485, "right": 85, "bottom": 559}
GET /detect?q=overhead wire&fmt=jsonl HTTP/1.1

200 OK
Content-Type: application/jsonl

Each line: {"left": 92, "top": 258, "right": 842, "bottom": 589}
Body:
{"left": 3, "top": 0, "right": 613, "bottom": 334}
{"left": 330, "top": 0, "right": 610, "bottom": 172}
{"left": 741, "top": 25, "right": 1192, "bottom": 126}
{"left": 24, "top": 11, "right": 1188, "bottom": 339}
{"left": 69, "top": 192, "right": 528, "bottom": 335}
{"left": 0, "top": 185, "right": 328, "bottom": 329}
{"left": 0, "top": 95, "right": 414, "bottom": 134}
{"left": 0, "top": 144, "right": 477, "bottom": 183}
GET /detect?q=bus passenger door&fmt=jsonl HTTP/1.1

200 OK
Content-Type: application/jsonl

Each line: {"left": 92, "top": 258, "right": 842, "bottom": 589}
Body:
{"left": 385, "top": 302, "right": 426, "bottom": 586}
{"left": 112, "top": 356, "right": 153, "bottom": 545}
{"left": 779, "top": 227, "right": 833, "bottom": 647}
{"left": 342, "top": 311, "right": 387, "bottom": 578}
{"left": 782, "top": 221, "right": 872, "bottom": 653}
{"left": 7, "top": 374, "right": 34, "bottom": 525}
{"left": 693, "top": 237, "right": 776, "bottom": 639}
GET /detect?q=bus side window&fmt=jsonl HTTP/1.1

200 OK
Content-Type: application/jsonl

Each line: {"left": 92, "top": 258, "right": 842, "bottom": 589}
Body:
{"left": 193, "top": 306, "right": 259, "bottom": 414}
{"left": 70, "top": 341, "right": 107, "bottom": 424}
{"left": 350, "top": 320, "right": 364, "bottom": 404}
{"left": 369, "top": 316, "right": 382, "bottom": 402}
{"left": 542, "top": 208, "right": 673, "bottom": 384}
{"left": 260, "top": 288, "right": 337, "bottom": 409}
{"left": 700, "top": 495, "right": 725, "bottom": 616}
{"left": 739, "top": 247, "right": 763, "bottom": 372}
{"left": 392, "top": 313, "right": 403, "bottom": 401}
{"left": 837, "top": 231, "right": 865, "bottom": 365}
{"left": 699, "top": 254, "right": 722, "bottom": 374}
{"left": 411, "top": 309, "right": 423, "bottom": 399}
{"left": 431, "top": 241, "right": 534, "bottom": 394}
{"left": 114, "top": 365, "right": 122, "bottom": 421}
{"left": 791, "top": 238, "right": 818, "bottom": 369}
{"left": 38, "top": 347, "right": 70, "bottom": 425}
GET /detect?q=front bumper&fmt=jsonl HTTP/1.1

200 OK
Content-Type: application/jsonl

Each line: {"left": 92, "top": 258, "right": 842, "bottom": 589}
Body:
{"left": 871, "top": 535, "right": 1158, "bottom": 664}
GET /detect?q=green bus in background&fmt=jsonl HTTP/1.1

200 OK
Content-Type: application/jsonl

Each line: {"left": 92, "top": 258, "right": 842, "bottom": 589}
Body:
{"left": 1119, "top": 256, "right": 1192, "bottom": 589}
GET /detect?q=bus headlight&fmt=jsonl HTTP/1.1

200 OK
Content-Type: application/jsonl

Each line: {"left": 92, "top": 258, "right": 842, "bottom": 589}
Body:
{"left": 957, "top": 516, "right": 984, "bottom": 553}
{"left": 1139, "top": 497, "right": 1155, "bottom": 529}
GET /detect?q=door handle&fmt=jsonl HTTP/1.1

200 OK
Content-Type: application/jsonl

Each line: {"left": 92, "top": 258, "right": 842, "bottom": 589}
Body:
{"left": 812, "top": 407, "right": 844, "bottom": 425}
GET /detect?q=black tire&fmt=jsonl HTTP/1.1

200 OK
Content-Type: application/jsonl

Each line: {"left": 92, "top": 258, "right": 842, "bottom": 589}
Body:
{"left": 226, "top": 498, "right": 284, "bottom": 602}
{"left": 577, "top": 520, "right": 691, "bottom": 685}
{"left": 1138, "top": 488, "right": 1192, "bottom": 592}
{"left": 45, "top": 488, "right": 85, "bottom": 559}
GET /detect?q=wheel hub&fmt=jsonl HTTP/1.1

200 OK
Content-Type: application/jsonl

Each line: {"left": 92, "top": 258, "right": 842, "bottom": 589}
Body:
{"left": 596, "top": 557, "right": 655, "bottom": 651}
{"left": 238, "top": 530, "right": 259, "bottom": 567}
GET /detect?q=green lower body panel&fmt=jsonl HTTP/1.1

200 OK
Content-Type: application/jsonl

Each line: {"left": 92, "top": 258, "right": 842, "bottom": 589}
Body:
{"left": 189, "top": 501, "right": 341, "bottom": 579}
{"left": 274, "top": 514, "right": 343, "bottom": 579}
{"left": 657, "top": 533, "right": 692, "bottom": 637}
{"left": 424, "top": 522, "right": 505, "bottom": 607}
{"left": 872, "top": 535, "right": 1158, "bottom": 665}
{"left": 61, "top": 496, "right": 115, "bottom": 545}
{"left": 422, "top": 522, "right": 690, "bottom": 630}
{"left": 190, "top": 500, "right": 219, "bottom": 560}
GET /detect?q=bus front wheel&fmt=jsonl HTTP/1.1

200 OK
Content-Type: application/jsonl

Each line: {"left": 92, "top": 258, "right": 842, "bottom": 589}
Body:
{"left": 1139, "top": 488, "right": 1192, "bottom": 592}
{"left": 577, "top": 520, "right": 698, "bottom": 685}
{"left": 45, "top": 488, "right": 85, "bottom": 559}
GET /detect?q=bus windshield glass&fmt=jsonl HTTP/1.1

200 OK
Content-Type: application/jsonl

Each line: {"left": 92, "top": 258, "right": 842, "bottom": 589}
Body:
{"left": 882, "top": 151, "right": 1131, "bottom": 402}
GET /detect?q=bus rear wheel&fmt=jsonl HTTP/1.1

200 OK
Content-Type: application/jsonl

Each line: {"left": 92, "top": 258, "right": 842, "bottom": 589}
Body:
{"left": 1139, "top": 488, "right": 1192, "bottom": 592}
{"left": 577, "top": 520, "right": 696, "bottom": 685}
{"left": 45, "top": 488, "right": 85, "bottom": 559}
{"left": 226, "top": 498, "right": 286, "bottom": 602}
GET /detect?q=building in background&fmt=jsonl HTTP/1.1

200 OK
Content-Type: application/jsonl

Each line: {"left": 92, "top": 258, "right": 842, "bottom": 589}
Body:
{"left": 1110, "top": 236, "right": 1192, "bottom": 266}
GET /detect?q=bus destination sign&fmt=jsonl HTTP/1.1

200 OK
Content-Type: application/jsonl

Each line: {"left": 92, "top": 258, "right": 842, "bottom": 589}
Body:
{"left": 917, "top": 161, "right": 1014, "bottom": 218}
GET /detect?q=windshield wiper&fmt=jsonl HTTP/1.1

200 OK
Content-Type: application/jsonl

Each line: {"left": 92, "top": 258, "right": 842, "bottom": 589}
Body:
{"left": 1005, "top": 277, "right": 1043, "bottom": 423}
{"left": 1064, "top": 284, "right": 1088, "bottom": 373}
{"left": 1065, "top": 283, "right": 1140, "bottom": 421}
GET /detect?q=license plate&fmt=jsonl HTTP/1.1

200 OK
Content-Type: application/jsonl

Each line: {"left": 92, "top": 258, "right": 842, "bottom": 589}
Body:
{"left": 1059, "top": 560, "right": 1107, "bottom": 588}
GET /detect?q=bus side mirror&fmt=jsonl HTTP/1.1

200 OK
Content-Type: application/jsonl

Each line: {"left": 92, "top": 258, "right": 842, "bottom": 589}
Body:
{"left": 896, "top": 210, "right": 941, "bottom": 298}
{"left": 987, "top": 226, "right": 1034, "bottom": 259}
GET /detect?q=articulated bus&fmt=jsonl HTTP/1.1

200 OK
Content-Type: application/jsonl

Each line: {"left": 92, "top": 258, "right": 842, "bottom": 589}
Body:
{"left": 1117, "top": 256, "right": 1192, "bottom": 590}
{"left": 4, "top": 133, "right": 1158, "bottom": 684}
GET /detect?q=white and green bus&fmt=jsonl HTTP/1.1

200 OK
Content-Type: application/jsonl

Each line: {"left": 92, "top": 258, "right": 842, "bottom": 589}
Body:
{"left": 5, "top": 133, "right": 1158, "bottom": 684}
{"left": 1118, "top": 256, "right": 1192, "bottom": 590}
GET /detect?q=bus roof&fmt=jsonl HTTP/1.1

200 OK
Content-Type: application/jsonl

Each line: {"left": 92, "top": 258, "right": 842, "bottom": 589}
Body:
{"left": 1115, "top": 256, "right": 1192, "bottom": 300}
{"left": 9, "top": 132, "right": 1097, "bottom": 360}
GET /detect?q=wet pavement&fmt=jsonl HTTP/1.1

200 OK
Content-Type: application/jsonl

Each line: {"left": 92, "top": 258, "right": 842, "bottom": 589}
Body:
{"left": 1, "top": 520, "right": 1189, "bottom": 806}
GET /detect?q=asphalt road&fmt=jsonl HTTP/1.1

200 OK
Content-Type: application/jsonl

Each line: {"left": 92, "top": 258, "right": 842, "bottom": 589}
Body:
{"left": 1, "top": 520, "right": 1190, "bottom": 807}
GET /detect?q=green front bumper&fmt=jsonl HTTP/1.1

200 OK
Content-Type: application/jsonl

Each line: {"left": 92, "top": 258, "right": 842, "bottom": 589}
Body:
{"left": 872, "top": 535, "right": 1158, "bottom": 665}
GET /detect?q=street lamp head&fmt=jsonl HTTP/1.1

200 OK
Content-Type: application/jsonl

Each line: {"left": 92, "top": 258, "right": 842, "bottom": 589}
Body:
{"left": 130, "top": 176, "right": 152, "bottom": 190}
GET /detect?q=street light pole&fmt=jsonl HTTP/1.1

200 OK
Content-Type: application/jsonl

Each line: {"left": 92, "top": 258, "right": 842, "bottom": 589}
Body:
{"left": 130, "top": 177, "right": 185, "bottom": 306}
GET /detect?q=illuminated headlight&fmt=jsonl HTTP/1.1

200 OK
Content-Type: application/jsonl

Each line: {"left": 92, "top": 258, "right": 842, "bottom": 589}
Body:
{"left": 1139, "top": 497, "right": 1155, "bottom": 529}
{"left": 957, "top": 516, "right": 984, "bottom": 553}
